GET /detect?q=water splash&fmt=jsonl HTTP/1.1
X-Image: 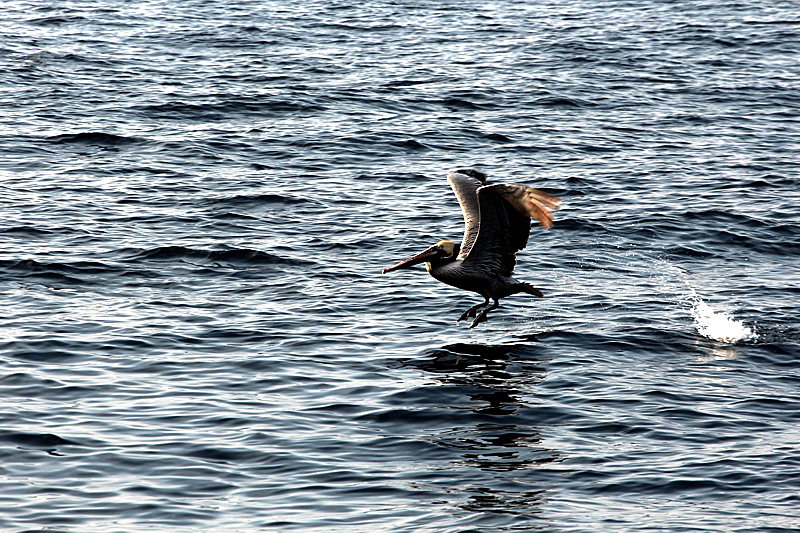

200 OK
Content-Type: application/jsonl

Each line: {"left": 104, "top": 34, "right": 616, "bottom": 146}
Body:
{"left": 653, "top": 258, "right": 756, "bottom": 344}
{"left": 686, "top": 285, "right": 756, "bottom": 344}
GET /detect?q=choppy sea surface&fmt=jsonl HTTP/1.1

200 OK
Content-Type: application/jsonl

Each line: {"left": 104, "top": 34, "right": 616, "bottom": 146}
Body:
{"left": 2, "top": 1, "right": 799, "bottom": 531}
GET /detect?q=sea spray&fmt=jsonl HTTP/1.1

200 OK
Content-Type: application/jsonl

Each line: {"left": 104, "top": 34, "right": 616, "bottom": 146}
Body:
{"left": 687, "top": 286, "right": 756, "bottom": 343}
{"left": 654, "top": 258, "right": 756, "bottom": 344}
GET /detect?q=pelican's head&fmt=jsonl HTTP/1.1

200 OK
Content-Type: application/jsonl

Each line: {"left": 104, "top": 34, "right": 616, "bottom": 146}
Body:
{"left": 382, "top": 240, "right": 458, "bottom": 274}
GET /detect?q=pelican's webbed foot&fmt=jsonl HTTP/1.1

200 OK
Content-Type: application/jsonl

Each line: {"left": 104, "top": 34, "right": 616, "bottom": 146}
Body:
{"left": 470, "top": 311, "right": 488, "bottom": 328}
{"left": 458, "top": 305, "right": 481, "bottom": 322}
{"left": 468, "top": 299, "right": 499, "bottom": 329}
{"left": 458, "top": 297, "right": 490, "bottom": 322}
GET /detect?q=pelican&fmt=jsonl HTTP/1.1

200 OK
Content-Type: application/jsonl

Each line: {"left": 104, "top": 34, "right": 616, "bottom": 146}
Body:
{"left": 382, "top": 169, "right": 561, "bottom": 328}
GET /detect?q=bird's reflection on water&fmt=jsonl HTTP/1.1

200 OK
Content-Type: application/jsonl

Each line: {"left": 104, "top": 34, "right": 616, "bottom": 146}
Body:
{"left": 405, "top": 339, "right": 560, "bottom": 517}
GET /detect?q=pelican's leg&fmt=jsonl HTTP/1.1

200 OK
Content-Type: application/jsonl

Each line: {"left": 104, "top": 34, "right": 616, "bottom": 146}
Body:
{"left": 470, "top": 298, "right": 499, "bottom": 328}
{"left": 458, "top": 295, "right": 490, "bottom": 322}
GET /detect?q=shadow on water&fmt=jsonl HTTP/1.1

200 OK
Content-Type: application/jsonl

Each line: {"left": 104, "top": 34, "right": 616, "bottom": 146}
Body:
{"left": 401, "top": 338, "right": 560, "bottom": 519}
{"left": 412, "top": 339, "right": 547, "bottom": 413}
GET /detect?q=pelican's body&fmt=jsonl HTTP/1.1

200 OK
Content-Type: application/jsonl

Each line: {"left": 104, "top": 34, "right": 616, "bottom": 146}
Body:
{"left": 383, "top": 169, "right": 560, "bottom": 328}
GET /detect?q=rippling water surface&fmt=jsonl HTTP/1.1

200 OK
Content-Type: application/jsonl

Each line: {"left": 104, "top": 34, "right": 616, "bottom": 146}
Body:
{"left": 2, "top": 1, "right": 799, "bottom": 531}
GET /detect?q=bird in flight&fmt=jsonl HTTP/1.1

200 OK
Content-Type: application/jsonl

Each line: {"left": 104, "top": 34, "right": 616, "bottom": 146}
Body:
{"left": 382, "top": 169, "right": 561, "bottom": 328}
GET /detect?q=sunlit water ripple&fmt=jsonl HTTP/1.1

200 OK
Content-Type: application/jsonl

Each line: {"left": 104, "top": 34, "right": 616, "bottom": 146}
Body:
{"left": 1, "top": 0, "right": 799, "bottom": 531}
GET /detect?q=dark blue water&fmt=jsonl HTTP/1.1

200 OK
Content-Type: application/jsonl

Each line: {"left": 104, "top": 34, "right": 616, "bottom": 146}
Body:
{"left": 2, "top": 1, "right": 799, "bottom": 531}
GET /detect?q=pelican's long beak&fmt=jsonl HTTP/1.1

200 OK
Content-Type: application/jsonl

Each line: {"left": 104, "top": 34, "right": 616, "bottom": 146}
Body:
{"left": 382, "top": 246, "right": 441, "bottom": 274}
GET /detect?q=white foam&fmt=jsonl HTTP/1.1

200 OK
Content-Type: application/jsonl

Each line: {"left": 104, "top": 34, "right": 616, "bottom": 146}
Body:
{"left": 655, "top": 259, "right": 756, "bottom": 344}
{"left": 688, "top": 288, "right": 756, "bottom": 344}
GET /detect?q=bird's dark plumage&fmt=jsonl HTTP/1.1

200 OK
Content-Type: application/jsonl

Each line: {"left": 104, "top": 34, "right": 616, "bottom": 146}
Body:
{"left": 449, "top": 170, "right": 559, "bottom": 277}
{"left": 383, "top": 169, "right": 561, "bottom": 327}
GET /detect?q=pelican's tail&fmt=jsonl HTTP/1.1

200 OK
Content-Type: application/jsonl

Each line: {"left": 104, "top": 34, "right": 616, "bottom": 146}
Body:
{"left": 503, "top": 282, "right": 543, "bottom": 298}
{"left": 521, "top": 282, "right": 544, "bottom": 298}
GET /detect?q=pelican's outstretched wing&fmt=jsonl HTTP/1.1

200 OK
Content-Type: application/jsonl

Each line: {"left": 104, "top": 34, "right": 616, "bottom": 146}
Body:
{"left": 447, "top": 169, "right": 486, "bottom": 260}
{"left": 451, "top": 171, "right": 560, "bottom": 277}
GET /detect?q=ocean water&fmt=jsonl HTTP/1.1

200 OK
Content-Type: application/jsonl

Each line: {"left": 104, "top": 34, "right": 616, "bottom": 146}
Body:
{"left": 1, "top": 0, "right": 799, "bottom": 531}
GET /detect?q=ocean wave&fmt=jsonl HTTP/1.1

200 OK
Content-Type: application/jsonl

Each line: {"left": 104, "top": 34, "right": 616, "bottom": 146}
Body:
{"left": 136, "top": 98, "right": 326, "bottom": 120}
{"left": 0, "top": 430, "right": 76, "bottom": 448}
{"left": 47, "top": 132, "right": 148, "bottom": 146}
{"left": 0, "top": 258, "right": 121, "bottom": 285}
{"left": 117, "top": 245, "right": 310, "bottom": 266}
{"left": 201, "top": 193, "right": 311, "bottom": 207}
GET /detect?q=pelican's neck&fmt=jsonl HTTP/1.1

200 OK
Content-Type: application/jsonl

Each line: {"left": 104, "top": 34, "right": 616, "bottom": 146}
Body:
{"left": 427, "top": 257, "right": 458, "bottom": 278}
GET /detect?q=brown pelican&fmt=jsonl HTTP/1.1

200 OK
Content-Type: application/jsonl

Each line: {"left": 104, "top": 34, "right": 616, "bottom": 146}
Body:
{"left": 382, "top": 169, "right": 561, "bottom": 328}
